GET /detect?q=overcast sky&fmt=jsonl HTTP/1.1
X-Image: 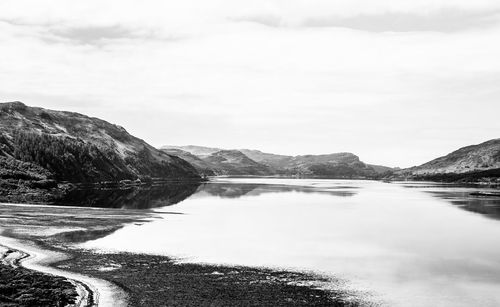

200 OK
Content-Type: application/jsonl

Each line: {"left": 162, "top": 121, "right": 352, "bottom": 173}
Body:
{"left": 1, "top": 0, "right": 500, "bottom": 167}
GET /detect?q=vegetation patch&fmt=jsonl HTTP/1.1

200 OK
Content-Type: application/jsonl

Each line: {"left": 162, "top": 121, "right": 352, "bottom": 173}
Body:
{"left": 56, "top": 251, "right": 362, "bottom": 307}
{"left": 0, "top": 263, "right": 77, "bottom": 307}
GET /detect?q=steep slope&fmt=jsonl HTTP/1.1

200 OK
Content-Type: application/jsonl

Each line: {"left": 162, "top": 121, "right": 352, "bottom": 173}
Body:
{"left": 161, "top": 148, "right": 216, "bottom": 176}
{"left": 161, "top": 145, "right": 221, "bottom": 157}
{"left": 203, "top": 150, "right": 273, "bottom": 175}
{"left": 367, "top": 164, "right": 396, "bottom": 174}
{"left": 162, "top": 146, "right": 275, "bottom": 176}
{"left": 410, "top": 139, "right": 500, "bottom": 174}
{"left": 238, "top": 149, "right": 292, "bottom": 169}
{"left": 400, "top": 138, "right": 500, "bottom": 182}
{"left": 0, "top": 101, "right": 200, "bottom": 184}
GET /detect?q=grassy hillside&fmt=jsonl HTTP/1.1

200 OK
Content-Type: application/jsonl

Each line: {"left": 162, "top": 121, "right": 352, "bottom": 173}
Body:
{"left": 0, "top": 101, "right": 201, "bottom": 203}
{"left": 398, "top": 138, "right": 500, "bottom": 183}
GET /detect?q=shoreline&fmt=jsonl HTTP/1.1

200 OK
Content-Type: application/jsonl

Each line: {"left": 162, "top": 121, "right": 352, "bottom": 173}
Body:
{"left": 53, "top": 250, "right": 362, "bottom": 307}
{"left": 0, "top": 244, "right": 91, "bottom": 307}
{"left": 0, "top": 232, "right": 128, "bottom": 307}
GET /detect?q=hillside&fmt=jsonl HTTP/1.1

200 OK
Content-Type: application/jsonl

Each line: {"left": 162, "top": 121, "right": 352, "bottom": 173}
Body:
{"left": 162, "top": 145, "right": 221, "bottom": 157}
{"left": 0, "top": 101, "right": 200, "bottom": 203}
{"left": 239, "top": 149, "right": 292, "bottom": 169}
{"left": 161, "top": 147, "right": 273, "bottom": 176}
{"left": 203, "top": 150, "right": 273, "bottom": 176}
{"left": 161, "top": 148, "right": 217, "bottom": 176}
{"left": 399, "top": 138, "right": 500, "bottom": 182}
{"left": 164, "top": 145, "right": 393, "bottom": 178}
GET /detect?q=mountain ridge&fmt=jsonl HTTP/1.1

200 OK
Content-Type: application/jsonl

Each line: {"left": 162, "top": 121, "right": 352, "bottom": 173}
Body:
{"left": 162, "top": 145, "right": 394, "bottom": 178}
{"left": 398, "top": 138, "right": 500, "bottom": 183}
{"left": 0, "top": 101, "right": 201, "bottom": 203}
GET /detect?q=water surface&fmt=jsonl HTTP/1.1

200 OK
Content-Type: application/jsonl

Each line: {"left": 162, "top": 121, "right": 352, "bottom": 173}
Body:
{"left": 82, "top": 178, "right": 500, "bottom": 307}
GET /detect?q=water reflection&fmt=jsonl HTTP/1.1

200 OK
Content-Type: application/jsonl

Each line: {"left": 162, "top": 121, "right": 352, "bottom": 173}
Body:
{"left": 54, "top": 180, "right": 358, "bottom": 209}
{"left": 428, "top": 191, "right": 500, "bottom": 219}
{"left": 195, "top": 181, "right": 359, "bottom": 198}
{"left": 81, "top": 178, "right": 500, "bottom": 307}
{"left": 398, "top": 182, "right": 500, "bottom": 219}
{"left": 54, "top": 226, "right": 124, "bottom": 243}
{"left": 53, "top": 182, "right": 201, "bottom": 209}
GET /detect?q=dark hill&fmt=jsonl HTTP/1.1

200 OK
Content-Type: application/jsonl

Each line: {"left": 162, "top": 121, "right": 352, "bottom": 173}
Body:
{"left": 0, "top": 101, "right": 200, "bottom": 203}
{"left": 398, "top": 138, "right": 500, "bottom": 183}
{"left": 161, "top": 148, "right": 217, "bottom": 176}
{"left": 203, "top": 150, "right": 273, "bottom": 176}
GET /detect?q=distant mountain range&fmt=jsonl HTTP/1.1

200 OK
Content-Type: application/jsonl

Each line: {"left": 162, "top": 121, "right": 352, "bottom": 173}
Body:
{"left": 1, "top": 101, "right": 499, "bottom": 205}
{"left": 0, "top": 101, "right": 200, "bottom": 203}
{"left": 163, "top": 140, "right": 500, "bottom": 184}
{"left": 161, "top": 145, "right": 394, "bottom": 178}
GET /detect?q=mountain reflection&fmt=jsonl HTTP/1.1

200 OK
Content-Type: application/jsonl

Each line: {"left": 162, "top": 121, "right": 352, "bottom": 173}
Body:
{"left": 194, "top": 182, "right": 359, "bottom": 198}
{"left": 53, "top": 180, "right": 359, "bottom": 209}
{"left": 53, "top": 182, "right": 201, "bottom": 209}
{"left": 427, "top": 190, "right": 500, "bottom": 220}
{"left": 399, "top": 182, "right": 500, "bottom": 220}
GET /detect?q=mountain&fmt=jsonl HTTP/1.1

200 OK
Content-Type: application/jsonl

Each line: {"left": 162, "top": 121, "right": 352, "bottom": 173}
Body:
{"left": 163, "top": 145, "right": 394, "bottom": 178}
{"left": 399, "top": 138, "right": 500, "bottom": 182}
{"left": 239, "top": 149, "right": 292, "bottom": 169}
{"left": 241, "top": 149, "right": 394, "bottom": 177}
{"left": 162, "top": 145, "right": 221, "bottom": 157}
{"left": 0, "top": 101, "right": 200, "bottom": 203}
{"left": 276, "top": 153, "right": 389, "bottom": 177}
{"left": 160, "top": 148, "right": 217, "bottom": 176}
{"left": 161, "top": 147, "right": 273, "bottom": 176}
{"left": 203, "top": 150, "right": 273, "bottom": 176}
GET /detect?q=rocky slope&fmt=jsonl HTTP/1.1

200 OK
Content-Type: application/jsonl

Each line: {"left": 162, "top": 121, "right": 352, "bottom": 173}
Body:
{"left": 203, "top": 150, "right": 273, "bottom": 176}
{"left": 163, "top": 145, "right": 393, "bottom": 178}
{"left": 162, "top": 145, "right": 221, "bottom": 157}
{"left": 399, "top": 138, "right": 500, "bottom": 182}
{"left": 161, "top": 148, "right": 273, "bottom": 176}
{"left": 0, "top": 101, "right": 200, "bottom": 203}
{"left": 160, "top": 148, "right": 217, "bottom": 176}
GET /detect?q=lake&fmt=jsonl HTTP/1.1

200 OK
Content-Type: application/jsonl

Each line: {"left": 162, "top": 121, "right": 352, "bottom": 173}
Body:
{"left": 80, "top": 178, "right": 500, "bottom": 307}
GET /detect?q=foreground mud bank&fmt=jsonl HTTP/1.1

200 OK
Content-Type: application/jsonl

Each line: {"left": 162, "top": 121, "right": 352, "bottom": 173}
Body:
{"left": 0, "top": 203, "right": 150, "bottom": 306}
{"left": 1, "top": 235, "right": 363, "bottom": 307}
{"left": 0, "top": 244, "right": 78, "bottom": 306}
{"left": 53, "top": 251, "right": 362, "bottom": 307}
{"left": 0, "top": 236, "right": 128, "bottom": 307}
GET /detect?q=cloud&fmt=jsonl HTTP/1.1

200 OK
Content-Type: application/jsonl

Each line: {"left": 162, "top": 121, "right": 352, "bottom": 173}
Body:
{"left": 51, "top": 25, "right": 141, "bottom": 45}
{"left": 233, "top": 8, "right": 500, "bottom": 32}
{"left": 0, "top": 0, "right": 500, "bottom": 167}
{"left": 303, "top": 8, "right": 500, "bottom": 32}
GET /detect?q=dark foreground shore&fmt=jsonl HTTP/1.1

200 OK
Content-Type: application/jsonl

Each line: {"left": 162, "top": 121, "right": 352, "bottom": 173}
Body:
{"left": 0, "top": 251, "right": 77, "bottom": 307}
{"left": 53, "top": 250, "right": 359, "bottom": 307}
{"left": 1, "top": 242, "right": 361, "bottom": 307}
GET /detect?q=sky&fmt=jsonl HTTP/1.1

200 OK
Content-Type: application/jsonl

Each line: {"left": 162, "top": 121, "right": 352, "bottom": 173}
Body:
{"left": 1, "top": 0, "right": 500, "bottom": 167}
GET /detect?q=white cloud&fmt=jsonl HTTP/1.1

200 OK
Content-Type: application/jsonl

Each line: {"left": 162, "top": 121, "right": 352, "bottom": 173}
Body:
{"left": 1, "top": 0, "right": 500, "bottom": 167}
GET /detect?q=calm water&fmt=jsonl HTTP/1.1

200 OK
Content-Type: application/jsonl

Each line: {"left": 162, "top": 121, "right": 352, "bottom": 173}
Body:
{"left": 81, "top": 178, "right": 500, "bottom": 307}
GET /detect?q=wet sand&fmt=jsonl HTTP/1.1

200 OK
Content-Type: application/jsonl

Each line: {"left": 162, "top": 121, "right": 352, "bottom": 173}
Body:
{"left": 0, "top": 234, "right": 128, "bottom": 307}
